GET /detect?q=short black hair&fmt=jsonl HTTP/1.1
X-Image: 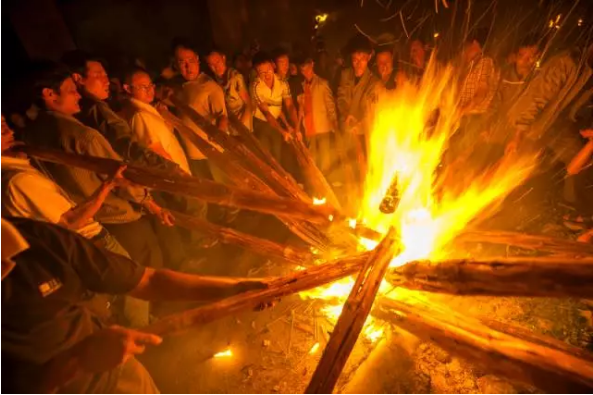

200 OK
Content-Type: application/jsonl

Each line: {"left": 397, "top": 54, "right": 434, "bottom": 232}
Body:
{"left": 61, "top": 50, "right": 106, "bottom": 77}
{"left": 32, "top": 62, "right": 73, "bottom": 108}
{"left": 205, "top": 46, "right": 225, "bottom": 58}
{"left": 347, "top": 35, "right": 373, "bottom": 55}
{"left": 171, "top": 37, "right": 199, "bottom": 56}
{"left": 293, "top": 52, "right": 314, "bottom": 66}
{"left": 518, "top": 33, "right": 541, "bottom": 50}
{"left": 271, "top": 47, "right": 290, "bottom": 61}
{"left": 122, "top": 66, "right": 151, "bottom": 85}
{"left": 465, "top": 28, "right": 490, "bottom": 47}
{"left": 375, "top": 45, "right": 394, "bottom": 56}
{"left": 252, "top": 51, "right": 274, "bottom": 68}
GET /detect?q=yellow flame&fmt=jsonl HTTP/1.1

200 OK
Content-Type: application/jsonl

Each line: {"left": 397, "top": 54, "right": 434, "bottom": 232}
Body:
{"left": 348, "top": 218, "right": 357, "bottom": 228}
{"left": 315, "top": 13, "right": 328, "bottom": 23}
{"left": 309, "top": 342, "right": 321, "bottom": 354}
{"left": 213, "top": 349, "right": 232, "bottom": 358}
{"left": 313, "top": 197, "right": 327, "bottom": 205}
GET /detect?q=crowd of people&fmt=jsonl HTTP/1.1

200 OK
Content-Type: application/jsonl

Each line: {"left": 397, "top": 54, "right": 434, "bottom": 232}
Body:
{"left": 2, "top": 25, "right": 593, "bottom": 393}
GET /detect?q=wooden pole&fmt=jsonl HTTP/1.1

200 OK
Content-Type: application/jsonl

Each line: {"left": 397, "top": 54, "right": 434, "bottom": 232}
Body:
{"left": 387, "top": 257, "right": 593, "bottom": 298}
{"left": 171, "top": 210, "right": 314, "bottom": 264}
{"left": 142, "top": 252, "right": 371, "bottom": 336}
{"left": 17, "top": 145, "right": 336, "bottom": 225}
{"left": 305, "top": 228, "right": 400, "bottom": 394}
{"left": 374, "top": 296, "right": 593, "bottom": 392}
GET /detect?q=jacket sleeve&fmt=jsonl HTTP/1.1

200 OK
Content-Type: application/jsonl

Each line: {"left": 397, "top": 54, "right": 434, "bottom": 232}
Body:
{"left": 322, "top": 80, "right": 338, "bottom": 128}
{"left": 510, "top": 55, "right": 576, "bottom": 131}
{"left": 336, "top": 69, "right": 349, "bottom": 125}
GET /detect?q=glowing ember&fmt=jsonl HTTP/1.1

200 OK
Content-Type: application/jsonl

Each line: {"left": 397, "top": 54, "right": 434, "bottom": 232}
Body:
{"left": 213, "top": 349, "right": 233, "bottom": 358}
{"left": 299, "top": 57, "right": 538, "bottom": 343}
{"left": 313, "top": 197, "right": 327, "bottom": 205}
{"left": 309, "top": 342, "right": 321, "bottom": 354}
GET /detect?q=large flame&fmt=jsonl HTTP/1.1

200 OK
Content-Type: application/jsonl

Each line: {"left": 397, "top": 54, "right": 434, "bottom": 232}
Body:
{"left": 300, "top": 58, "right": 539, "bottom": 340}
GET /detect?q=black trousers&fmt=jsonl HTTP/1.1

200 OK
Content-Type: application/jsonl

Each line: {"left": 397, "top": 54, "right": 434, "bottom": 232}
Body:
{"left": 105, "top": 217, "right": 163, "bottom": 269}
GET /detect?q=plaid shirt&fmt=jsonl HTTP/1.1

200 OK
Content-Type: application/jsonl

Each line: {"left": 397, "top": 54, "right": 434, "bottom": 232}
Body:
{"left": 459, "top": 55, "right": 499, "bottom": 114}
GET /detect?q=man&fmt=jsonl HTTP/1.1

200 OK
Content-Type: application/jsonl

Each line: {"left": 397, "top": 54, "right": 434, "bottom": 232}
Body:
{"left": 397, "top": 38, "right": 428, "bottom": 85}
{"left": 24, "top": 64, "right": 178, "bottom": 272}
{"left": 497, "top": 36, "right": 541, "bottom": 112}
{"left": 251, "top": 51, "right": 301, "bottom": 163}
{"left": 205, "top": 48, "right": 253, "bottom": 133}
{"left": 296, "top": 55, "right": 338, "bottom": 177}
{"left": 121, "top": 67, "right": 190, "bottom": 174}
{"left": 375, "top": 46, "right": 397, "bottom": 90}
{"left": 173, "top": 40, "right": 228, "bottom": 179}
{"left": 337, "top": 36, "right": 382, "bottom": 159}
{"left": 272, "top": 48, "right": 303, "bottom": 105}
{"left": 1, "top": 216, "right": 267, "bottom": 393}
{"left": 61, "top": 50, "right": 180, "bottom": 173}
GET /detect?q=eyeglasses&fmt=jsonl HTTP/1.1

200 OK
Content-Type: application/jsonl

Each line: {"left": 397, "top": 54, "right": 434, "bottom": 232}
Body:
{"left": 131, "top": 83, "right": 155, "bottom": 91}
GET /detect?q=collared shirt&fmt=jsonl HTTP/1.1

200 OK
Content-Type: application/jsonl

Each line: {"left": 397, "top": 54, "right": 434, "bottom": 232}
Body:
{"left": 1, "top": 156, "right": 104, "bottom": 238}
{"left": 1, "top": 217, "right": 145, "bottom": 394}
{"left": 23, "top": 111, "right": 146, "bottom": 224}
{"left": 178, "top": 73, "right": 228, "bottom": 160}
{"left": 251, "top": 74, "right": 292, "bottom": 121}
{"left": 123, "top": 98, "right": 190, "bottom": 174}
{"left": 215, "top": 68, "right": 252, "bottom": 132}
{"left": 459, "top": 55, "right": 499, "bottom": 114}
{"left": 299, "top": 74, "right": 338, "bottom": 136}
{"left": 77, "top": 96, "right": 179, "bottom": 171}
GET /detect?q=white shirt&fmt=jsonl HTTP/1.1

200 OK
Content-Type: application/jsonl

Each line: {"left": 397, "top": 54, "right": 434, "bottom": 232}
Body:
{"left": 128, "top": 98, "right": 191, "bottom": 173}
{"left": 1, "top": 156, "right": 103, "bottom": 239}
{"left": 251, "top": 74, "right": 291, "bottom": 121}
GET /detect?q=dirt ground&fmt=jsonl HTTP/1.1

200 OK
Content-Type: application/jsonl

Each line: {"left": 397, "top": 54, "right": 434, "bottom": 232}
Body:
{"left": 140, "top": 168, "right": 593, "bottom": 394}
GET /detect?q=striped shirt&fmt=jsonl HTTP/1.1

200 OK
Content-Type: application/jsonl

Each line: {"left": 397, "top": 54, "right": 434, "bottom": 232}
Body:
{"left": 251, "top": 74, "right": 291, "bottom": 121}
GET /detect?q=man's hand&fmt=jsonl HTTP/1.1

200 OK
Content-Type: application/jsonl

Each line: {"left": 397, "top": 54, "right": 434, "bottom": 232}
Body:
{"left": 103, "top": 165, "right": 129, "bottom": 190}
{"left": 144, "top": 200, "right": 175, "bottom": 226}
{"left": 77, "top": 326, "right": 162, "bottom": 374}
{"left": 344, "top": 115, "right": 357, "bottom": 129}
{"left": 282, "top": 128, "right": 294, "bottom": 142}
{"left": 580, "top": 129, "right": 593, "bottom": 139}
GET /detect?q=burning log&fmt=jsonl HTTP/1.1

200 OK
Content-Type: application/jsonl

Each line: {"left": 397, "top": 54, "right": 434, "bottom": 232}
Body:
{"left": 170, "top": 210, "right": 313, "bottom": 264}
{"left": 374, "top": 296, "right": 593, "bottom": 392}
{"left": 305, "top": 228, "right": 401, "bottom": 394}
{"left": 456, "top": 230, "right": 593, "bottom": 256}
{"left": 387, "top": 257, "right": 593, "bottom": 298}
{"left": 17, "top": 145, "right": 335, "bottom": 225}
{"left": 142, "top": 252, "right": 370, "bottom": 336}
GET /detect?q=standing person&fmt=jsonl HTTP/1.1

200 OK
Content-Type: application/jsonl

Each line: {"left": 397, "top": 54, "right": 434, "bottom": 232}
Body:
{"left": 295, "top": 55, "right": 339, "bottom": 178}
{"left": 250, "top": 52, "right": 301, "bottom": 164}
{"left": 23, "top": 63, "right": 178, "bottom": 272}
{"left": 375, "top": 45, "right": 397, "bottom": 90}
{"left": 397, "top": 38, "right": 429, "bottom": 85}
{"left": 1, "top": 216, "right": 268, "bottom": 394}
{"left": 272, "top": 47, "right": 303, "bottom": 105}
{"left": 337, "top": 36, "right": 382, "bottom": 160}
{"left": 61, "top": 50, "right": 181, "bottom": 174}
{"left": 205, "top": 48, "right": 253, "bottom": 133}
{"left": 172, "top": 39, "right": 228, "bottom": 180}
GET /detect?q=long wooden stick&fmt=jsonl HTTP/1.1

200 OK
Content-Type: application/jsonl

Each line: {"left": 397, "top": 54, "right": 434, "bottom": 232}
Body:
{"left": 142, "top": 252, "right": 370, "bottom": 336}
{"left": 387, "top": 257, "right": 593, "bottom": 298}
{"left": 171, "top": 210, "right": 314, "bottom": 264}
{"left": 18, "top": 145, "right": 336, "bottom": 225}
{"left": 456, "top": 230, "right": 593, "bottom": 256}
{"left": 305, "top": 228, "right": 400, "bottom": 394}
{"left": 374, "top": 296, "right": 593, "bottom": 392}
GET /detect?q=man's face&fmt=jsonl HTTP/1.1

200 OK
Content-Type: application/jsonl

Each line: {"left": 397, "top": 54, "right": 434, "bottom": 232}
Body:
{"left": 45, "top": 77, "right": 81, "bottom": 116}
{"left": 206, "top": 52, "right": 227, "bottom": 78}
{"left": 351, "top": 51, "right": 371, "bottom": 77}
{"left": 410, "top": 40, "right": 426, "bottom": 67}
{"left": 256, "top": 61, "right": 275, "bottom": 85}
{"left": 463, "top": 40, "right": 482, "bottom": 63}
{"left": 376, "top": 51, "right": 393, "bottom": 79}
{"left": 1, "top": 115, "right": 15, "bottom": 153}
{"left": 275, "top": 55, "right": 290, "bottom": 77}
{"left": 299, "top": 62, "right": 315, "bottom": 81}
{"left": 515, "top": 46, "right": 540, "bottom": 78}
{"left": 125, "top": 72, "right": 155, "bottom": 104}
{"left": 81, "top": 61, "right": 110, "bottom": 100}
{"left": 175, "top": 47, "right": 200, "bottom": 81}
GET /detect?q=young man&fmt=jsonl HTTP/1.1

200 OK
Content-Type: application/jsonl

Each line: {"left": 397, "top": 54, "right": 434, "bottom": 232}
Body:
{"left": 337, "top": 36, "right": 382, "bottom": 158}
{"left": 23, "top": 64, "right": 177, "bottom": 271}
{"left": 375, "top": 46, "right": 397, "bottom": 90}
{"left": 61, "top": 50, "right": 181, "bottom": 173}
{"left": 272, "top": 48, "right": 303, "bottom": 106}
{"left": 206, "top": 48, "right": 253, "bottom": 133}
{"left": 1, "top": 216, "right": 267, "bottom": 393}
{"left": 397, "top": 38, "right": 428, "bottom": 85}
{"left": 173, "top": 40, "right": 228, "bottom": 179}
{"left": 250, "top": 51, "right": 301, "bottom": 163}
{"left": 296, "top": 55, "right": 338, "bottom": 177}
